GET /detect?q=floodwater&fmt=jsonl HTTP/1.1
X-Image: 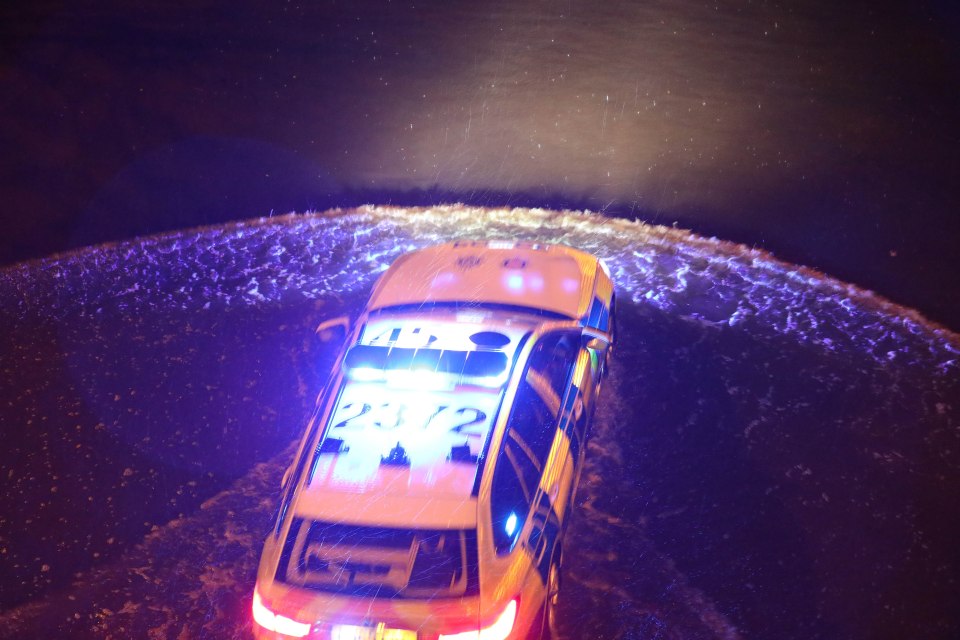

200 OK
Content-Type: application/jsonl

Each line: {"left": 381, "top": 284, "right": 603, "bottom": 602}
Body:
{"left": 0, "top": 207, "right": 957, "bottom": 639}
{"left": 1, "top": 0, "right": 959, "bottom": 328}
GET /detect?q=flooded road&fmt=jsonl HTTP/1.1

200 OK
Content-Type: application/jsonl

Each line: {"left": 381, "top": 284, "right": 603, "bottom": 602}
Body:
{"left": 1, "top": 207, "right": 957, "bottom": 639}
{"left": 2, "top": 0, "right": 959, "bottom": 328}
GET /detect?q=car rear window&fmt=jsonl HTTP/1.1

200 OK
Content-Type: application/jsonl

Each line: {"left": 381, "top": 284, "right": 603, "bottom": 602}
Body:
{"left": 276, "top": 517, "right": 479, "bottom": 599}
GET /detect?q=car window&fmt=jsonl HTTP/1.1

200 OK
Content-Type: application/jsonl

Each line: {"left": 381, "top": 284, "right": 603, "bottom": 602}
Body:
{"left": 277, "top": 518, "right": 480, "bottom": 599}
{"left": 490, "top": 331, "right": 578, "bottom": 554}
{"left": 489, "top": 442, "right": 532, "bottom": 554}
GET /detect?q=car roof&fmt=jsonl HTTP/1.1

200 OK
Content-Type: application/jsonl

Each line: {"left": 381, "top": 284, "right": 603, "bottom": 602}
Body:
{"left": 367, "top": 240, "right": 605, "bottom": 320}
{"left": 294, "top": 312, "right": 532, "bottom": 529}
{"left": 296, "top": 483, "right": 481, "bottom": 530}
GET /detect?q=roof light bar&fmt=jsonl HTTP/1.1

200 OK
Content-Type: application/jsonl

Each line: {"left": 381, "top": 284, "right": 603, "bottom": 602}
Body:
{"left": 343, "top": 346, "right": 508, "bottom": 387}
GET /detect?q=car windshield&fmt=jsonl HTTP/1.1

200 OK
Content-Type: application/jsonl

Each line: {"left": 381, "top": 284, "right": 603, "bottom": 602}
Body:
{"left": 372, "top": 300, "right": 571, "bottom": 321}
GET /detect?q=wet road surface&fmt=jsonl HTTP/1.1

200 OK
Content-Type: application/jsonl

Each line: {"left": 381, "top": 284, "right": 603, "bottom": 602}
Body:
{"left": 1, "top": 207, "right": 957, "bottom": 639}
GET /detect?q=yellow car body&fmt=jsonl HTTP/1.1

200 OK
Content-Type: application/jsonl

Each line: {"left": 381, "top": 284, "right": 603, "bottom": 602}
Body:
{"left": 253, "top": 241, "right": 615, "bottom": 640}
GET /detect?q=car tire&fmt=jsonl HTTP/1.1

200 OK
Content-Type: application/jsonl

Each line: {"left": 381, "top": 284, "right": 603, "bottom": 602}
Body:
{"left": 525, "top": 553, "right": 562, "bottom": 640}
{"left": 543, "top": 558, "right": 562, "bottom": 640}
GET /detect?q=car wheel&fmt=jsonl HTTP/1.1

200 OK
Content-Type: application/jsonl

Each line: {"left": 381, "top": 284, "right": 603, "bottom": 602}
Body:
{"left": 525, "top": 555, "right": 563, "bottom": 640}
{"left": 543, "top": 558, "right": 562, "bottom": 640}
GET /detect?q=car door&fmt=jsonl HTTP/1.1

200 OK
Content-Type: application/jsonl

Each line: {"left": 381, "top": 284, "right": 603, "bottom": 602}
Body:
{"left": 488, "top": 330, "right": 579, "bottom": 562}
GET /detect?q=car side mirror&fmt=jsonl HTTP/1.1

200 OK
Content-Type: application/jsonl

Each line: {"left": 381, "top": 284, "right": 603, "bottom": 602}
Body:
{"left": 315, "top": 316, "right": 350, "bottom": 344}
{"left": 583, "top": 337, "right": 606, "bottom": 351}
{"left": 581, "top": 330, "right": 609, "bottom": 351}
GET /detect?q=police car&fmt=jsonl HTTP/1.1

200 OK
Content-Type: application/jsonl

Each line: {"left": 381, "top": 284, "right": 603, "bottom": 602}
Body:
{"left": 253, "top": 240, "right": 615, "bottom": 640}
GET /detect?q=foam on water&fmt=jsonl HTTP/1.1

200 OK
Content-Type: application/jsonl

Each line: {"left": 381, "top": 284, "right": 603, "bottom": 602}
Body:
{"left": 0, "top": 206, "right": 956, "bottom": 639}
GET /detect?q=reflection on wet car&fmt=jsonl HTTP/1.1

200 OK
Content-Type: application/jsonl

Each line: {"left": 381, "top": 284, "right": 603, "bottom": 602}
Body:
{"left": 253, "top": 240, "right": 615, "bottom": 639}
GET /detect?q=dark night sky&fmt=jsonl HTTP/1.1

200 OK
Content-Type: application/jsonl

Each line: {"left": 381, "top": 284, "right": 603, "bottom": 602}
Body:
{"left": 1, "top": 0, "right": 959, "bottom": 329}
